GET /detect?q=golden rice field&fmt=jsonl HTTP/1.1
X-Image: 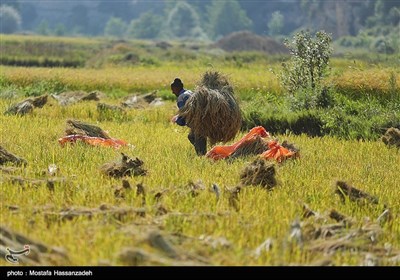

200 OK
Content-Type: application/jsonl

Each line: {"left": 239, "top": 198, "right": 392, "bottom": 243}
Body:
{"left": 0, "top": 65, "right": 281, "bottom": 95}
{"left": 0, "top": 97, "right": 399, "bottom": 266}
{"left": 1, "top": 64, "right": 399, "bottom": 98}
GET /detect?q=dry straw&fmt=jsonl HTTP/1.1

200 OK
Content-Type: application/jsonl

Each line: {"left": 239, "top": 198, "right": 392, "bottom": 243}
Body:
{"left": 228, "top": 135, "right": 269, "bottom": 159}
{"left": 240, "top": 159, "right": 277, "bottom": 190}
{"left": 65, "top": 119, "right": 111, "bottom": 139}
{"left": 382, "top": 127, "right": 400, "bottom": 148}
{"left": 179, "top": 71, "right": 242, "bottom": 144}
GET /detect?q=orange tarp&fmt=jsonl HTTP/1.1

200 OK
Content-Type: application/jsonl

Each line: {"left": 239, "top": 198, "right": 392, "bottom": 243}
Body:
{"left": 260, "top": 140, "right": 296, "bottom": 163}
{"left": 58, "top": 135, "right": 128, "bottom": 149}
{"left": 206, "top": 126, "right": 298, "bottom": 162}
{"left": 206, "top": 126, "right": 269, "bottom": 160}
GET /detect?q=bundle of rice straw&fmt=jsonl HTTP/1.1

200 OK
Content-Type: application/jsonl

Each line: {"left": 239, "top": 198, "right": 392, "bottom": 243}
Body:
{"left": 240, "top": 159, "right": 277, "bottom": 190}
{"left": 65, "top": 119, "right": 110, "bottom": 139}
{"left": 228, "top": 135, "right": 269, "bottom": 159}
{"left": 382, "top": 127, "right": 400, "bottom": 148}
{"left": 179, "top": 71, "right": 242, "bottom": 144}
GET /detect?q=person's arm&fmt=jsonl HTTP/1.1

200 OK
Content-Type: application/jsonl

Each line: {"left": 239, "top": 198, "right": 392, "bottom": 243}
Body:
{"left": 174, "top": 93, "right": 190, "bottom": 126}
{"left": 175, "top": 116, "right": 186, "bottom": 126}
{"left": 177, "top": 94, "right": 190, "bottom": 109}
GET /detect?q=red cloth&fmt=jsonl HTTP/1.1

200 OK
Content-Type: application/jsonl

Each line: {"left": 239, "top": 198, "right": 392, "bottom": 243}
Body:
{"left": 58, "top": 135, "right": 127, "bottom": 149}
{"left": 260, "top": 140, "right": 296, "bottom": 163}
{"left": 206, "top": 126, "right": 298, "bottom": 162}
{"left": 206, "top": 126, "right": 269, "bottom": 160}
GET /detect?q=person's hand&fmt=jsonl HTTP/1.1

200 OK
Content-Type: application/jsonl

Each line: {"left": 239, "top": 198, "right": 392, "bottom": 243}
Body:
{"left": 171, "top": 115, "right": 178, "bottom": 123}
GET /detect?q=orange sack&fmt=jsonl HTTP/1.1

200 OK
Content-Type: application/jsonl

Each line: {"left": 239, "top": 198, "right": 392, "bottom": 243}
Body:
{"left": 206, "top": 126, "right": 270, "bottom": 160}
{"left": 58, "top": 135, "right": 127, "bottom": 149}
{"left": 260, "top": 140, "right": 296, "bottom": 163}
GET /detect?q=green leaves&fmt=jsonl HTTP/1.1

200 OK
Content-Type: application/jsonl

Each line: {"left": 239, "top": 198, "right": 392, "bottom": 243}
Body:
{"left": 280, "top": 30, "right": 332, "bottom": 95}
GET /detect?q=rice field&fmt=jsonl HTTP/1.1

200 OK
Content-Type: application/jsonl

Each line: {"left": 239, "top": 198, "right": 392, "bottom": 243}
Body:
{"left": 1, "top": 95, "right": 399, "bottom": 266}
{"left": 1, "top": 35, "right": 400, "bottom": 266}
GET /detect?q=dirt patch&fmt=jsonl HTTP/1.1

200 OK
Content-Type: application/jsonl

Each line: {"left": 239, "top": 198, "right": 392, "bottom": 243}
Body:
{"left": 214, "top": 31, "right": 289, "bottom": 54}
{"left": 240, "top": 159, "right": 277, "bottom": 190}
{"left": 101, "top": 153, "right": 147, "bottom": 178}
{"left": 382, "top": 127, "right": 400, "bottom": 148}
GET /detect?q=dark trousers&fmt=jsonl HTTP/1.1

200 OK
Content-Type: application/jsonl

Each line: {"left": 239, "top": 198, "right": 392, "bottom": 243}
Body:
{"left": 188, "top": 130, "right": 207, "bottom": 156}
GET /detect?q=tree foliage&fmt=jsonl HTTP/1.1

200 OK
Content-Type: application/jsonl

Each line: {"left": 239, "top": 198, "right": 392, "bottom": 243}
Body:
{"left": 207, "top": 0, "right": 252, "bottom": 39}
{"left": 280, "top": 30, "right": 333, "bottom": 95}
{"left": 0, "top": 5, "right": 21, "bottom": 34}
{"left": 97, "top": 2, "right": 133, "bottom": 22}
{"left": 128, "top": 12, "right": 162, "bottom": 39}
{"left": 165, "top": 1, "right": 207, "bottom": 40}
{"left": 67, "top": 5, "right": 89, "bottom": 34}
{"left": 104, "top": 17, "right": 127, "bottom": 39}
{"left": 268, "top": 11, "right": 284, "bottom": 36}
{"left": 36, "top": 19, "right": 49, "bottom": 35}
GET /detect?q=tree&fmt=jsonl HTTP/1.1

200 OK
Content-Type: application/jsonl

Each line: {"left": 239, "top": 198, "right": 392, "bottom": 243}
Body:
{"left": 54, "top": 23, "right": 66, "bottom": 36}
{"left": 0, "top": 5, "right": 21, "bottom": 34}
{"left": 268, "top": 11, "right": 284, "bottom": 36}
{"left": 104, "top": 17, "right": 127, "bottom": 39}
{"left": 127, "top": 12, "right": 162, "bottom": 39}
{"left": 97, "top": 2, "right": 133, "bottom": 22}
{"left": 1, "top": 0, "right": 20, "bottom": 11}
{"left": 20, "top": 3, "right": 37, "bottom": 30}
{"left": 388, "top": 7, "right": 400, "bottom": 26}
{"left": 67, "top": 5, "right": 89, "bottom": 34}
{"left": 36, "top": 19, "right": 49, "bottom": 35}
{"left": 207, "top": 0, "right": 252, "bottom": 39}
{"left": 280, "top": 30, "right": 333, "bottom": 95}
{"left": 165, "top": 1, "right": 207, "bottom": 40}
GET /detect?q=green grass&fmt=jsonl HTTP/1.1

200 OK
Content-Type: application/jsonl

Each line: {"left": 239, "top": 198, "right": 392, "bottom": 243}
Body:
{"left": 0, "top": 64, "right": 280, "bottom": 96}
{"left": 1, "top": 98, "right": 399, "bottom": 266}
{"left": 0, "top": 34, "right": 105, "bottom": 68}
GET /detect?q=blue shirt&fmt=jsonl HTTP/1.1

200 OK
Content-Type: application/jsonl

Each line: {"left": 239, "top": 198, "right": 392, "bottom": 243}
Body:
{"left": 176, "top": 89, "right": 193, "bottom": 126}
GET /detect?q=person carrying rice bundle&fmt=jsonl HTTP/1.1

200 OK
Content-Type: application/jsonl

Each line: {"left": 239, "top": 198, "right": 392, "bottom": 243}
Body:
{"left": 171, "top": 78, "right": 207, "bottom": 156}
{"left": 171, "top": 71, "right": 242, "bottom": 156}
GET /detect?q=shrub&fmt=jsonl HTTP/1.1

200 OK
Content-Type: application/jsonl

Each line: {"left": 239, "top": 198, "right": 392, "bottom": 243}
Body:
{"left": 280, "top": 30, "right": 333, "bottom": 94}
{"left": 0, "top": 5, "right": 21, "bottom": 34}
